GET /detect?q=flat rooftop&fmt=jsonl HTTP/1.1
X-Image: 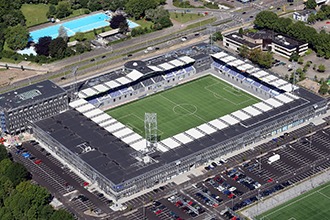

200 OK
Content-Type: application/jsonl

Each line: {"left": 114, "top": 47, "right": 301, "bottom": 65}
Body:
{"left": 34, "top": 109, "right": 167, "bottom": 185}
{"left": 0, "top": 80, "right": 66, "bottom": 110}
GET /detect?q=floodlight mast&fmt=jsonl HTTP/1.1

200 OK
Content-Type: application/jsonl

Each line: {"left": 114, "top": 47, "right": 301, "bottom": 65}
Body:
{"left": 144, "top": 113, "right": 158, "bottom": 152}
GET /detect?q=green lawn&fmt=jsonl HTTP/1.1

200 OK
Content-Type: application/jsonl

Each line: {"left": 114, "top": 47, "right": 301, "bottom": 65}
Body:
{"left": 256, "top": 181, "right": 330, "bottom": 220}
{"left": 106, "top": 75, "right": 259, "bottom": 140}
{"left": 21, "top": 4, "right": 49, "bottom": 27}
{"left": 130, "top": 18, "right": 154, "bottom": 29}
{"left": 185, "top": 17, "right": 217, "bottom": 30}
{"left": 170, "top": 12, "right": 203, "bottom": 23}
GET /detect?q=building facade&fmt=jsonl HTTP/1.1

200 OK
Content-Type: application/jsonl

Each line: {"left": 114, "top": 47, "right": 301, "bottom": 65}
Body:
{"left": 0, "top": 80, "right": 68, "bottom": 134}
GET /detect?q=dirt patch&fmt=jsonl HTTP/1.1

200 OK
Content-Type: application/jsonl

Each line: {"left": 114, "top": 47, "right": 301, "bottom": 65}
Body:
{"left": 0, "top": 67, "right": 44, "bottom": 87}
{"left": 297, "top": 78, "right": 320, "bottom": 94}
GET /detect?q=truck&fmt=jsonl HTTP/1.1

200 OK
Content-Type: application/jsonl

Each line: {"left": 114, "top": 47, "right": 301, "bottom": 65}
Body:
{"left": 268, "top": 154, "right": 280, "bottom": 164}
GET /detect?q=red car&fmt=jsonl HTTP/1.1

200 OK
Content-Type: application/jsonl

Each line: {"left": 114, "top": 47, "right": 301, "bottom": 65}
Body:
{"left": 34, "top": 159, "right": 42, "bottom": 165}
{"left": 155, "top": 209, "right": 162, "bottom": 215}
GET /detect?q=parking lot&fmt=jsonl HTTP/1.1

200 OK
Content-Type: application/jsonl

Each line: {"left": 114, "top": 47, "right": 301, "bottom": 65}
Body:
{"left": 119, "top": 121, "right": 330, "bottom": 220}
{"left": 11, "top": 141, "right": 114, "bottom": 220}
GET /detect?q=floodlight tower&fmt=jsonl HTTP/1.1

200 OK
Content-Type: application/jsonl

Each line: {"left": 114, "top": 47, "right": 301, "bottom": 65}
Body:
{"left": 69, "top": 67, "right": 78, "bottom": 101}
{"left": 144, "top": 113, "right": 158, "bottom": 151}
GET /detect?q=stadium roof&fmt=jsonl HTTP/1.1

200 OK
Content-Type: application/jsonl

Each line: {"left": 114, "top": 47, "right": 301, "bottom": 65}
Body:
{"left": 81, "top": 88, "right": 98, "bottom": 97}
{"left": 148, "top": 65, "right": 163, "bottom": 72}
{"left": 116, "top": 77, "right": 132, "bottom": 85}
{"left": 93, "top": 84, "right": 109, "bottom": 93}
{"left": 69, "top": 99, "right": 88, "bottom": 108}
{"left": 169, "top": 59, "right": 185, "bottom": 67}
{"left": 126, "top": 70, "right": 144, "bottom": 81}
{"left": 253, "top": 102, "right": 273, "bottom": 112}
{"left": 173, "top": 133, "right": 193, "bottom": 144}
{"left": 252, "top": 70, "right": 269, "bottom": 79}
{"left": 197, "top": 124, "right": 217, "bottom": 135}
{"left": 231, "top": 110, "right": 251, "bottom": 121}
{"left": 237, "top": 63, "right": 254, "bottom": 71}
{"left": 0, "top": 80, "right": 66, "bottom": 110}
{"left": 105, "top": 80, "right": 121, "bottom": 89}
{"left": 158, "top": 63, "right": 175, "bottom": 71}
{"left": 211, "top": 51, "right": 228, "bottom": 59}
{"left": 220, "top": 56, "right": 236, "bottom": 63}
{"left": 178, "top": 56, "right": 195, "bottom": 64}
{"left": 242, "top": 106, "right": 262, "bottom": 117}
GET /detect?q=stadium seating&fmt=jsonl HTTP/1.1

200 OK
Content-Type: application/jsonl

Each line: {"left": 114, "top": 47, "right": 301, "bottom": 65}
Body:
{"left": 109, "top": 90, "right": 122, "bottom": 98}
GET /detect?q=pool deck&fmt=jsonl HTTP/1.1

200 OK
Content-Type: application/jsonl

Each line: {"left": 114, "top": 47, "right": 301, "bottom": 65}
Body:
{"left": 28, "top": 10, "right": 106, "bottom": 32}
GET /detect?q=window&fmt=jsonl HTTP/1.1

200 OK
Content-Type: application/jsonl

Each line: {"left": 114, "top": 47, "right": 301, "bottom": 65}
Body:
{"left": 113, "top": 99, "right": 116, "bottom": 102}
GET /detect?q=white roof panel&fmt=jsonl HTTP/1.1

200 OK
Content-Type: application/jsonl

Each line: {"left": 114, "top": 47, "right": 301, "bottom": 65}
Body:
{"left": 157, "top": 143, "right": 169, "bottom": 152}
{"left": 161, "top": 138, "right": 181, "bottom": 149}
{"left": 274, "top": 94, "right": 293, "bottom": 104}
{"left": 261, "top": 75, "right": 278, "bottom": 83}
{"left": 113, "top": 127, "right": 134, "bottom": 138}
{"left": 211, "top": 51, "right": 228, "bottom": 59}
{"left": 76, "top": 104, "right": 95, "bottom": 113}
{"left": 105, "top": 122, "right": 125, "bottom": 133}
{"left": 173, "top": 133, "right": 193, "bottom": 144}
{"left": 178, "top": 56, "right": 195, "bottom": 64}
{"left": 116, "top": 77, "right": 132, "bottom": 85}
{"left": 252, "top": 71, "right": 269, "bottom": 78}
{"left": 169, "top": 59, "right": 184, "bottom": 67}
{"left": 83, "top": 109, "right": 104, "bottom": 118}
{"left": 242, "top": 106, "right": 262, "bottom": 117}
{"left": 265, "top": 98, "right": 283, "bottom": 108}
{"left": 93, "top": 84, "right": 109, "bottom": 93}
{"left": 275, "top": 79, "right": 288, "bottom": 87}
{"left": 185, "top": 128, "right": 205, "bottom": 139}
{"left": 78, "top": 91, "right": 87, "bottom": 99}
{"left": 231, "top": 110, "right": 251, "bottom": 121}
{"left": 69, "top": 99, "right": 88, "bottom": 108}
{"left": 105, "top": 80, "right": 121, "bottom": 89}
{"left": 228, "top": 59, "right": 244, "bottom": 66}
{"left": 148, "top": 65, "right": 163, "bottom": 72}
{"left": 81, "top": 88, "right": 98, "bottom": 97}
{"left": 253, "top": 102, "right": 273, "bottom": 112}
{"left": 220, "top": 56, "right": 236, "bottom": 63}
{"left": 209, "top": 119, "right": 228, "bottom": 130}
{"left": 130, "top": 139, "right": 147, "bottom": 152}
{"left": 285, "top": 92, "right": 299, "bottom": 99}
{"left": 197, "top": 124, "right": 217, "bottom": 134}
{"left": 220, "top": 115, "right": 240, "bottom": 125}
{"left": 127, "top": 70, "right": 144, "bottom": 81}
{"left": 237, "top": 63, "right": 253, "bottom": 71}
{"left": 121, "top": 133, "right": 142, "bottom": 144}
{"left": 99, "top": 118, "right": 117, "bottom": 127}
{"left": 158, "top": 62, "right": 175, "bottom": 71}
{"left": 246, "top": 67, "right": 260, "bottom": 74}
{"left": 279, "top": 84, "right": 294, "bottom": 92}
{"left": 91, "top": 114, "right": 111, "bottom": 124}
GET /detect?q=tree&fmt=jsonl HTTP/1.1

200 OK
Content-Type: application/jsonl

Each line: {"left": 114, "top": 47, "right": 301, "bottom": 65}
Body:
{"left": 144, "top": 7, "right": 172, "bottom": 29}
{"left": 56, "top": 1, "right": 72, "bottom": 18}
{"left": 125, "top": 0, "right": 158, "bottom": 19}
{"left": 58, "top": 25, "right": 68, "bottom": 42}
{"left": 5, "top": 24, "right": 29, "bottom": 50}
{"left": 119, "top": 21, "right": 129, "bottom": 34}
{"left": 305, "top": 0, "right": 317, "bottom": 9}
{"left": 47, "top": 5, "right": 57, "bottom": 18}
{"left": 110, "top": 14, "right": 127, "bottom": 29}
{"left": 50, "top": 209, "right": 74, "bottom": 220}
{"left": 298, "top": 57, "right": 304, "bottom": 65}
{"left": 4, "top": 163, "right": 29, "bottom": 187}
{"left": 0, "top": 144, "right": 8, "bottom": 162}
{"left": 2, "top": 10, "right": 25, "bottom": 27}
{"left": 108, "top": 0, "right": 129, "bottom": 11}
{"left": 307, "top": 13, "right": 317, "bottom": 24}
{"left": 254, "top": 11, "right": 278, "bottom": 29}
{"left": 49, "top": 37, "right": 67, "bottom": 59}
{"left": 319, "top": 81, "right": 329, "bottom": 95}
{"left": 289, "top": 52, "right": 300, "bottom": 62}
{"left": 238, "top": 27, "right": 244, "bottom": 35}
{"left": 35, "top": 36, "right": 52, "bottom": 56}
{"left": 211, "top": 32, "right": 223, "bottom": 42}
{"left": 318, "top": 64, "right": 326, "bottom": 72}
{"left": 238, "top": 45, "right": 249, "bottom": 59}
{"left": 74, "top": 32, "right": 86, "bottom": 42}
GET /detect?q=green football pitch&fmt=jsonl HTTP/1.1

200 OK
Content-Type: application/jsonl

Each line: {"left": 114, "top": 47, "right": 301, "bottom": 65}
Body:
{"left": 256, "top": 181, "right": 330, "bottom": 220}
{"left": 106, "top": 75, "right": 259, "bottom": 140}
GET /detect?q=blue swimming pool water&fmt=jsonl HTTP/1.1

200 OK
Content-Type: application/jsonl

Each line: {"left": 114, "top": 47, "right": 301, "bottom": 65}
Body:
{"left": 30, "top": 12, "right": 139, "bottom": 42}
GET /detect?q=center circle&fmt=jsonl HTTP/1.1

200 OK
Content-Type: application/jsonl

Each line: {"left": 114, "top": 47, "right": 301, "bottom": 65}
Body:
{"left": 173, "top": 104, "right": 197, "bottom": 115}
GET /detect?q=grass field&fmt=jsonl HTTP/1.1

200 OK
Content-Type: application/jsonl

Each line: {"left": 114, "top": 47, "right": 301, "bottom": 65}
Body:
{"left": 170, "top": 12, "right": 203, "bottom": 23}
{"left": 21, "top": 4, "right": 49, "bottom": 27}
{"left": 106, "top": 75, "right": 259, "bottom": 140}
{"left": 256, "top": 181, "right": 330, "bottom": 220}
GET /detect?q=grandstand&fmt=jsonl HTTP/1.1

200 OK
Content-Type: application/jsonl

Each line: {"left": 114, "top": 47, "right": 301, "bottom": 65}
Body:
{"left": 30, "top": 43, "right": 327, "bottom": 200}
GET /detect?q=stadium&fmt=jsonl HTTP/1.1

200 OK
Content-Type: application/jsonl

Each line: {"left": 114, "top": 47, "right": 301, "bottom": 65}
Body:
{"left": 27, "top": 43, "right": 327, "bottom": 200}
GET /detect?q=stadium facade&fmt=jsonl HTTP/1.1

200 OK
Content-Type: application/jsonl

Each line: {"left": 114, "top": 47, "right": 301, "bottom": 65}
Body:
{"left": 0, "top": 80, "right": 68, "bottom": 135}
{"left": 13, "top": 44, "right": 327, "bottom": 200}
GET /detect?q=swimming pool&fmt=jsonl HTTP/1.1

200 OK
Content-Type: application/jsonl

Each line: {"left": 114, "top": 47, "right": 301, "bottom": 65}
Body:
{"left": 29, "top": 13, "right": 139, "bottom": 42}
